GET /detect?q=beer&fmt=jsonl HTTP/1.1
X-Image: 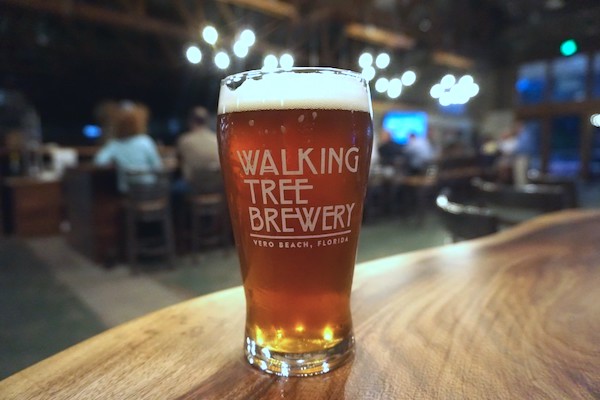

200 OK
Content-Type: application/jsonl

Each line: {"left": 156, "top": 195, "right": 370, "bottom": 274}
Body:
{"left": 217, "top": 68, "right": 373, "bottom": 376}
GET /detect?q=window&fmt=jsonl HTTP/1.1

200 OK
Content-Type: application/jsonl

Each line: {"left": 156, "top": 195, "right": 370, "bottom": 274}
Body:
{"left": 593, "top": 53, "right": 600, "bottom": 98}
{"left": 549, "top": 115, "right": 581, "bottom": 177}
{"left": 522, "top": 119, "right": 542, "bottom": 172}
{"left": 591, "top": 125, "right": 600, "bottom": 177}
{"left": 516, "top": 62, "right": 547, "bottom": 105}
{"left": 551, "top": 54, "right": 588, "bottom": 102}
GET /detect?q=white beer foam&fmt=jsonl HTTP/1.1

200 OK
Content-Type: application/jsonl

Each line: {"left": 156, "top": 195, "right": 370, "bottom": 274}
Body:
{"left": 218, "top": 69, "right": 371, "bottom": 114}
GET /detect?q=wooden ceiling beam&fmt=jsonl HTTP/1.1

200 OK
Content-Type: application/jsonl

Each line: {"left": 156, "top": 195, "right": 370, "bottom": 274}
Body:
{"left": 217, "top": 0, "right": 298, "bottom": 20}
{"left": 112, "top": 0, "right": 146, "bottom": 16}
{"left": 131, "top": 0, "right": 146, "bottom": 16}
{"left": 345, "top": 23, "right": 415, "bottom": 49}
{"left": 3, "top": 0, "right": 290, "bottom": 51}
{"left": 2, "top": 0, "right": 195, "bottom": 40}
{"left": 172, "top": 0, "right": 197, "bottom": 28}
{"left": 431, "top": 50, "right": 474, "bottom": 69}
{"left": 216, "top": 1, "right": 237, "bottom": 29}
{"left": 157, "top": 37, "right": 181, "bottom": 69}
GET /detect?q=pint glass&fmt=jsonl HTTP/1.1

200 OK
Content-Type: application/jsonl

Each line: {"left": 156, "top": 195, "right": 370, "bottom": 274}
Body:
{"left": 217, "top": 68, "right": 373, "bottom": 376}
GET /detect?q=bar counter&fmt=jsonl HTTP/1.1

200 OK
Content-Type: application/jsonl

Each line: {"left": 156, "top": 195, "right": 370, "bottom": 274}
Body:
{"left": 1, "top": 210, "right": 599, "bottom": 399}
{"left": 2, "top": 176, "right": 63, "bottom": 237}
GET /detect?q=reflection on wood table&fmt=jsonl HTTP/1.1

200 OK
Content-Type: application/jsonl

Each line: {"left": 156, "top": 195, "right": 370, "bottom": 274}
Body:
{"left": 1, "top": 210, "right": 599, "bottom": 399}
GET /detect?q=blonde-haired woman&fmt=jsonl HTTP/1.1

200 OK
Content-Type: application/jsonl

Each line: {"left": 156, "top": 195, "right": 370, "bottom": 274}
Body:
{"left": 94, "top": 101, "right": 163, "bottom": 191}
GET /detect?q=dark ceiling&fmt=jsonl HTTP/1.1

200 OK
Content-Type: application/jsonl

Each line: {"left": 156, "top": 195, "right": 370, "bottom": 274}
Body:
{"left": 1, "top": 0, "right": 599, "bottom": 144}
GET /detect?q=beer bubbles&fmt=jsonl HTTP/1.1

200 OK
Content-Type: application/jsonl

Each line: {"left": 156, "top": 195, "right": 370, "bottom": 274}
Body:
{"left": 323, "top": 327, "right": 334, "bottom": 342}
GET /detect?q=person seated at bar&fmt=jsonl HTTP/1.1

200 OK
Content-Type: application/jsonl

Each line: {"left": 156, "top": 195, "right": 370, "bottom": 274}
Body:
{"left": 404, "top": 132, "right": 435, "bottom": 175}
{"left": 93, "top": 100, "right": 163, "bottom": 192}
{"left": 495, "top": 126, "right": 518, "bottom": 184}
{"left": 176, "top": 106, "right": 220, "bottom": 188}
{"left": 512, "top": 118, "right": 536, "bottom": 186}
{"left": 377, "top": 129, "right": 404, "bottom": 168}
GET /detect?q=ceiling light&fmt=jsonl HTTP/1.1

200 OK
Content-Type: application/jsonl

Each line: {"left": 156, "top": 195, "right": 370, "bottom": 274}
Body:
{"left": 262, "top": 54, "right": 278, "bottom": 72}
{"left": 458, "top": 75, "right": 474, "bottom": 85}
{"left": 202, "top": 25, "right": 218, "bottom": 45}
{"left": 361, "top": 66, "right": 376, "bottom": 81}
{"left": 389, "top": 78, "right": 402, "bottom": 90}
{"left": 560, "top": 39, "right": 578, "bottom": 57}
{"left": 387, "top": 80, "right": 402, "bottom": 99}
{"left": 280, "top": 53, "right": 294, "bottom": 70}
{"left": 401, "top": 70, "right": 416, "bottom": 86}
{"left": 240, "top": 29, "right": 256, "bottom": 47}
{"left": 432, "top": 74, "right": 480, "bottom": 106}
{"left": 375, "top": 53, "right": 390, "bottom": 69}
{"left": 358, "top": 52, "right": 373, "bottom": 69}
{"left": 440, "top": 74, "right": 456, "bottom": 89}
{"left": 375, "top": 77, "right": 389, "bottom": 93}
{"left": 185, "top": 45, "right": 202, "bottom": 64}
{"left": 439, "top": 92, "right": 452, "bottom": 106}
{"left": 450, "top": 85, "right": 469, "bottom": 105}
{"left": 214, "top": 51, "right": 230, "bottom": 69}
{"left": 430, "top": 84, "right": 442, "bottom": 98}
{"left": 233, "top": 41, "right": 249, "bottom": 58}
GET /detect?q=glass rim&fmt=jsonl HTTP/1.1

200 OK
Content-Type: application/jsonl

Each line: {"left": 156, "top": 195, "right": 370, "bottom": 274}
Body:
{"left": 220, "top": 67, "right": 366, "bottom": 86}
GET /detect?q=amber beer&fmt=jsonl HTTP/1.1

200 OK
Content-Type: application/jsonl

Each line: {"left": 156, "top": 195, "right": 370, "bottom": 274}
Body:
{"left": 217, "top": 68, "right": 373, "bottom": 376}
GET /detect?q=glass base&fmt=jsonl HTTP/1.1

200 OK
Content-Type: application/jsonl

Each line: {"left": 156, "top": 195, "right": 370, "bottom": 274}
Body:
{"left": 244, "top": 334, "right": 355, "bottom": 377}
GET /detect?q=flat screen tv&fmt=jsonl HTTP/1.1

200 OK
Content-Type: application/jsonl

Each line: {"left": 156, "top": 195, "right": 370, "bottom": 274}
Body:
{"left": 381, "top": 111, "right": 428, "bottom": 145}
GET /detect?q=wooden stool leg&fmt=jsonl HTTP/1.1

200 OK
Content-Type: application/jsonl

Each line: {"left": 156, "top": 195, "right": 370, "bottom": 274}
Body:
{"left": 165, "top": 212, "right": 176, "bottom": 269}
{"left": 126, "top": 210, "right": 139, "bottom": 275}
{"left": 191, "top": 209, "right": 199, "bottom": 256}
{"left": 220, "top": 207, "right": 230, "bottom": 247}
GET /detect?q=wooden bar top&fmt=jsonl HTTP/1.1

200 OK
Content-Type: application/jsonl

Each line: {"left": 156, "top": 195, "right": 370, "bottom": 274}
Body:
{"left": 2, "top": 210, "right": 600, "bottom": 399}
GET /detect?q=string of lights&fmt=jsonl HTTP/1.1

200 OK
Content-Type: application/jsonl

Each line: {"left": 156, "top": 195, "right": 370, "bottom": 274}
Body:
{"left": 184, "top": 25, "right": 482, "bottom": 106}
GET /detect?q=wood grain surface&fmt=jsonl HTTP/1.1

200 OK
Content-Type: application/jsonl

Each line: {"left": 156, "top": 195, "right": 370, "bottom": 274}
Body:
{"left": 2, "top": 210, "right": 600, "bottom": 399}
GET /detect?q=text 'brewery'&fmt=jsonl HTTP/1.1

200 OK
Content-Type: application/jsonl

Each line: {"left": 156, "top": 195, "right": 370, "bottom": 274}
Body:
{"left": 237, "top": 147, "right": 361, "bottom": 235}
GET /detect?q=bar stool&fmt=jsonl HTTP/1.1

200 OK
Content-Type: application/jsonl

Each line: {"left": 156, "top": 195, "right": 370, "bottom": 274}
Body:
{"left": 187, "top": 168, "right": 230, "bottom": 255}
{"left": 436, "top": 187, "right": 499, "bottom": 242}
{"left": 124, "top": 170, "right": 175, "bottom": 274}
{"left": 470, "top": 177, "right": 572, "bottom": 226}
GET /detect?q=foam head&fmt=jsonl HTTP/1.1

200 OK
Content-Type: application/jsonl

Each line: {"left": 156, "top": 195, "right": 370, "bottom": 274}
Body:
{"left": 218, "top": 68, "right": 372, "bottom": 114}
